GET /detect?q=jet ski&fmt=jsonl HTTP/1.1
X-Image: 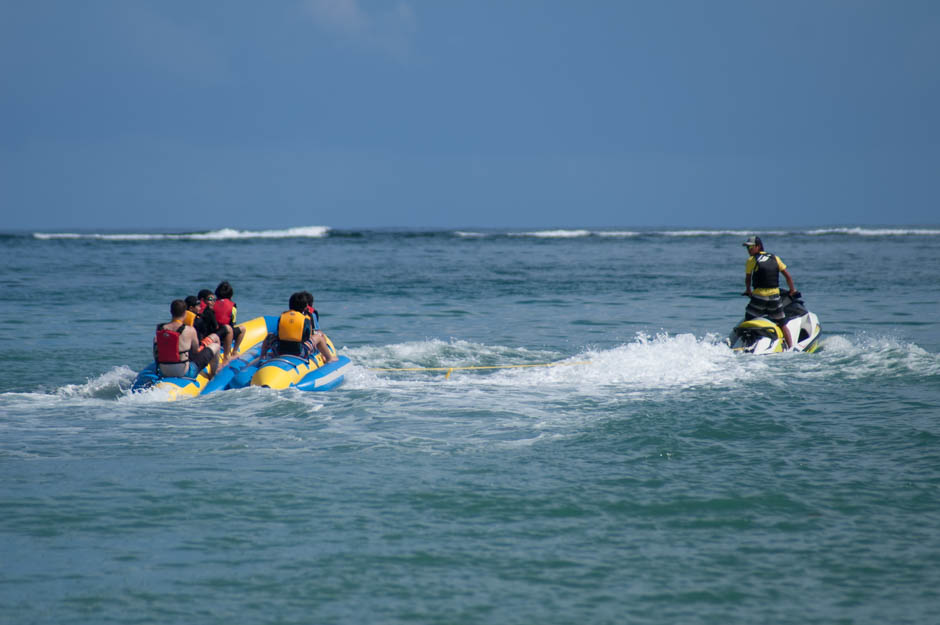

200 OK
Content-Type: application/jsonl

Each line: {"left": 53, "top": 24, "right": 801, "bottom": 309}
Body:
{"left": 727, "top": 291, "right": 821, "bottom": 355}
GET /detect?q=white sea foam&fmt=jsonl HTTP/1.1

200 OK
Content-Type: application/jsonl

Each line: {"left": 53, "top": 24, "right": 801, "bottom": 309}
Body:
{"left": 16, "top": 334, "right": 934, "bottom": 407}
{"left": 659, "top": 227, "right": 940, "bottom": 237}
{"left": 56, "top": 366, "right": 137, "bottom": 399}
{"left": 657, "top": 229, "right": 787, "bottom": 237}
{"left": 812, "top": 334, "right": 940, "bottom": 379}
{"left": 804, "top": 227, "right": 940, "bottom": 236}
{"left": 346, "top": 338, "right": 558, "bottom": 371}
{"left": 33, "top": 232, "right": 167, "bottom": 241}
{"left": 512, "top": 229, "right": 593, "bottom": 238}
{"left": 456, "top": 229, "right": 640, "bottom": 238}
{"left": 345, "top": 333, "right": 758, "bottom": 394}
{"left": 454, "top": 227, "right": 940, "bottom": 240}
{"left": 492, "top": 332, "right": 757, "bottom": 392}
{"left": 33, "top": 226, "right": 940, "bottom": 241}
{"left": 185, "top": 226, "right": 330, "bottom": 240}
{"left": 34, "top": 226, "right": 331, "bottom": 241}
{"left": 117, "top": 383, "right": 177, "bottom": 404}
{"left": 595, "top": 230, "right": 641, "bottom": 237}
{"left": 345, "top": 330, "right": 940, "bottom": 400}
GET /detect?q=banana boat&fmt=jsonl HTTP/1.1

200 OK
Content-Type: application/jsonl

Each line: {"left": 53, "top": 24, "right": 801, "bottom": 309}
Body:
{"left": 131, "top": 315, "right": 349, "bottom": 399}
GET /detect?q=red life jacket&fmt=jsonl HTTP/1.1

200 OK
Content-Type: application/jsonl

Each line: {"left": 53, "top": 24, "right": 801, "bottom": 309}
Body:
{"left": 155, "top": 323, "right": 189, "bottom": 364}
{"left": 214, "top": 299, "right": 236, "bottom": 325}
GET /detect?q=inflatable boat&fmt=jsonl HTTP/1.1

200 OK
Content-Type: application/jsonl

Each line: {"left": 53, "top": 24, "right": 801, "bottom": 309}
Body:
{"left": 131, "top": 316, "right": 271, "bottom": 400}
{"left": 227, "top": 327, "right": 351, "bottom": 392}
{"left": 131, "top": 315, "right": 349, "bottom": 399}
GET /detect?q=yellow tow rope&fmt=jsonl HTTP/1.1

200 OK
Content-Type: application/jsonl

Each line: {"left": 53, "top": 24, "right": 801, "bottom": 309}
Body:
{"left": 369, "top": 361, "right": 592, "bottom": 379}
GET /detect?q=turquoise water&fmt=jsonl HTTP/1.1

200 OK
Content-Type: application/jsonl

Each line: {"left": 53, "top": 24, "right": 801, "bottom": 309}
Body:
{"left": 1, "top": 227, "right": 939, "bottom": 624}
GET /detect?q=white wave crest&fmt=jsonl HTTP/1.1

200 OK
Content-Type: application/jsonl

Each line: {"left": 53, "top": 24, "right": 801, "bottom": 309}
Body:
{"left": 512, "top": 229, "right": 593, "bottom": 238}
{"left": 33, "top": 232, "right": 167, "bottom": 241}
{"left": 186, "top": 226, "right": 331, "bottom": 240}
{"left": 595, "top": 230, "right": 641, "bottom": 237}
{"left": 658, "top": 229, "right": 786, "bottom": 237}
{"left": 661, "top": 227, "right": 940, "bottom": 237}
{"left": 805, "top": 227, "right": 940, "bottom": 236}
{"left": 34, "top": 226, "right": 331, "bottom": 241}
{"left": 56, "top": 366, "right": 138, "bottom": 399}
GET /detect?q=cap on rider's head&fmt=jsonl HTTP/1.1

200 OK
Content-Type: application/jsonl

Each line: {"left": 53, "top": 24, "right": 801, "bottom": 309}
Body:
{"left": 743, "top": 236, "right": 762, "bottom": 248}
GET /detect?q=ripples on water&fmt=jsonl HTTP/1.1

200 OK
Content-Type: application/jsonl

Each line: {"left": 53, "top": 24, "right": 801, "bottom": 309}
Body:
{"left": 2, "top": 229, "right": 940, "bottom": 624}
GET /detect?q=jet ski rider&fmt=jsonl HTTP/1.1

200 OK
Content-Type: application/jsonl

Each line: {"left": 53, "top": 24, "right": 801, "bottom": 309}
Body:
{"left": 742, "top": 236, "right": 797, "bottom": 349}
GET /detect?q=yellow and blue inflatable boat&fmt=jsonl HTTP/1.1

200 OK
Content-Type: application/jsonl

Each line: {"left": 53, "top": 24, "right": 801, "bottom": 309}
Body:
{"left": 228, "top": 324, "right": 350, "bottom": 392}
{"left": 131, "top": 315, "right": 350, "bottom": 399}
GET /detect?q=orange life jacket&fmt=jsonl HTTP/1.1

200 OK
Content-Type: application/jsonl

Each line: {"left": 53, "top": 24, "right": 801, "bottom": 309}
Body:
{"left": 277, "top": 310, "right": 305, "bottom": 342}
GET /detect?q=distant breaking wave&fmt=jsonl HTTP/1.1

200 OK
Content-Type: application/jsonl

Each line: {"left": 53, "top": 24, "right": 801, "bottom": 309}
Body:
{"left": 456, "top": 227, "right": 940, "bottom": 239}
{"left": 514, "top": 229, "right": 593, "bottom": 238}
{"left": 456, "top": 229, "right": 639, "bottom": 238}
{"left": 657, "top": 229, "right": 784, "bottom": 237}
{"left": 33, "top": 226, "right": 330, "bottom": 241}
{"left": 26, "top": 225, "right": 940, "bottom": 241}
{"left": 804, "top": 227, "right": 940, "bottom": 236}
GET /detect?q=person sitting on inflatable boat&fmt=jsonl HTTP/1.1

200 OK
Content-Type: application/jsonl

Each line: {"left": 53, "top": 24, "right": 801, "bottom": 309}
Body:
{"left": 185, "top": 295, "right": 227, "bottom": 349}
{"left": 154, "top": 299, "right": 221, "bottom": 378}
{"left": 260, "top": 292, "right": 338, "bottom": 363}
{"left": 193, "top": 288, "right": 239, "bottom": 365}
{"left": 302, "top": 291, "right": 319, "bottom": 330}
{"left": 213, "top": 281, "right": 245, "bottom": 363}
{"left": 183, "top": 295, "right": 201, "bottom": 328}
{"left": 301, "top": 290, "right": 338, "bottom": 363}
{"left": 301, "top": 291, "right": 331, "bottom": 338}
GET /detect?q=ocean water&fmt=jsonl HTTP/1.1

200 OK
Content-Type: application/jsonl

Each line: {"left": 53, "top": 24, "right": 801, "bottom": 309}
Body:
{"left": 1, "top": 226, "right": 939, "bottom": 624}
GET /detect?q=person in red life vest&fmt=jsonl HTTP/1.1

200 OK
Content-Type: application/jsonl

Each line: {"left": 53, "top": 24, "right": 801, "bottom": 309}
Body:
{"left": 153, "top": 299, "right": 221, "bottom": 378}
{"left": 260, "top": 292, "right": 338, "bottom": 363}
{"left": 213, "top": 281, "right": 245, "bottom": 363}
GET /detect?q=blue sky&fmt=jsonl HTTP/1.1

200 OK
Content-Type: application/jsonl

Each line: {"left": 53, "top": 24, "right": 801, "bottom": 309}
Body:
{"left": 1, "top": 0, "right": 938, "bottom": 231}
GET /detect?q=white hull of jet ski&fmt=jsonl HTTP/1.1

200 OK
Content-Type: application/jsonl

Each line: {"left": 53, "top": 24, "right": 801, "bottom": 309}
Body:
{"left": 727, "top": 292, "right": 822, "bottom": 355}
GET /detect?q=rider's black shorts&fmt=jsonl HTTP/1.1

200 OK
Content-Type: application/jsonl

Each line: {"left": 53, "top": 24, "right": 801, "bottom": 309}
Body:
{"left": 746, "top": 293, "right": 785, "bottom": 321}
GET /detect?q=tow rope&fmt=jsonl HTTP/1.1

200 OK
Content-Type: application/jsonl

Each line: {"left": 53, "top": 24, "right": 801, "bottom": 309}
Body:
{"left": 369, "top": 361, "right": 592, "bottom": 379}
